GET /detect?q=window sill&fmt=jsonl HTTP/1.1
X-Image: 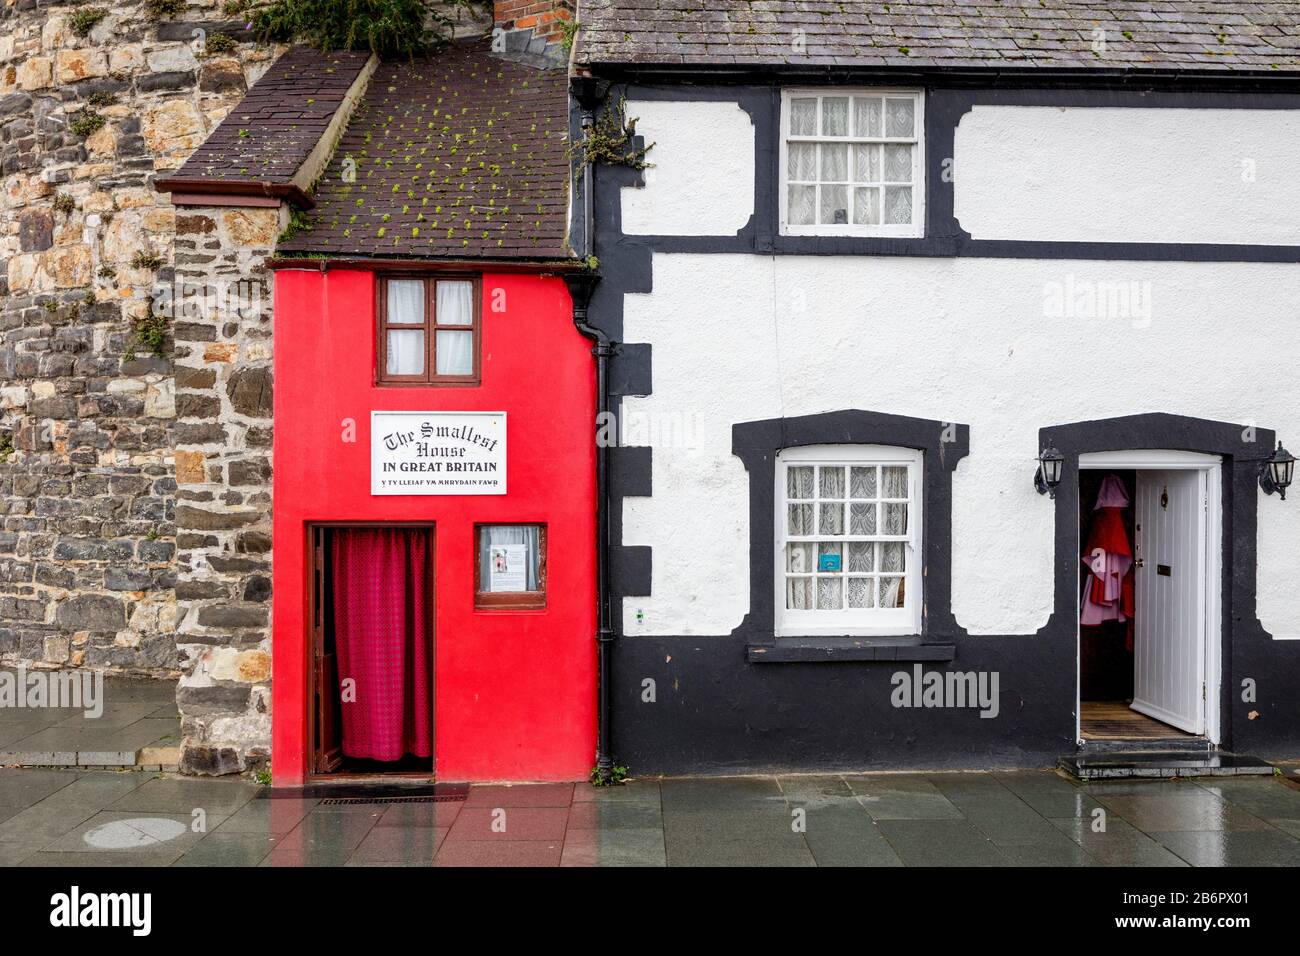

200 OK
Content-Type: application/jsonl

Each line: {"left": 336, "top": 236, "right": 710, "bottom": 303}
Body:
{"left": 746, "top": 635, "right": 955, "bottom": 664}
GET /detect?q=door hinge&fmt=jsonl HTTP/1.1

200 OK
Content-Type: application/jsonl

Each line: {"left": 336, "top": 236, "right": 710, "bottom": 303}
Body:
{"left": 1202, "top": 682, "right": 1207, "bottom": 702}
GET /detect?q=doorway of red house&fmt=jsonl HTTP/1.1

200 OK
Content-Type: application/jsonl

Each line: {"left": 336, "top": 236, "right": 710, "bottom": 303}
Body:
{"left": 310, "top": 524, "right": 435, "bottom": 779}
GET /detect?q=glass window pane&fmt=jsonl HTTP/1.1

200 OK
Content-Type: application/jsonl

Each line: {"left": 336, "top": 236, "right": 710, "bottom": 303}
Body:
{"left": 883, "top": 502, "right": 908, "bottom": 535}
{"left": 884, "top": 185, "right": 913, "bottom": 225}
{"left": 884, "top": 144, "right": 913, "bottom": 183}
{"left": 821, "top": 97, "right": 849, "bottom": 136}
{"left": 818, "top": 466, "right": 845, "bottom": 498}
{"left": 786, "top": 576, "right": 813, "bottom": 610}
{"left": 847, "top": 577, "right": 875, "bottom": 609}
{"left": 386, "top": 329, "right": 424, "bottom": 375}
{"left": 880, "top": 541, "right": 906, "bottom": 572}
{"left": 853, "top": 96, "right": 882, "bottom": 137}
{"left": 788, "top": 503, "right": 813, "bottom": 536}
{"left": 885, "top": 97, "right": 915, "bottom": 137}
{"left": 816, "top": 541, "right": 842, "bottom": 572}
{"left": 879, "top": 577, "right": 904, "bottom": 609}
{"left": 816, "top": 576, "right": 843, "bottom": 610}
{"left": 436, "top": 280, "right": 473, "bottom": 327}
{"left": 853, "top": 144, "right": 880, "bottom": 183}
{"left": 849, "top": 502, "right": 877, "bottom": 535}
{"left": 881, "top": 465, "right": 909, "bottom": 497}
{"left": 786, "top": 542, "right": 814, "bottom": 573}
{"left": 853, "top": 187, "right": 879, "bottom": 226}
{"left": 819, "top": 184, "right": 848, "bottom": 225}
{"left": 479, "top": 525, "right": 541, "bottom": 592}
{"left": 387, "top": 279, "right": 424, "bottom": 324}
{"left": 788, "top": 184, "right": 816, "bottom": 225}
{"left": 818, "top": 502, "right": 843, "bottom": 535}
{"left": 850, "top": 466, "right": 877, "bottom": 499}
{"left": 789, "top": 98, "right": 817, "bottom": 135}
{"left": 847, "top": 541, "right": 874, "bottom": 572}
{"left": 435, "top": 330, "right": 473, "bottom": 376}
{"left": 787, "top": 465, "right": 814, "bottom": 500}
{"left": 788, "top": 143, "right": 817, "bottom": 181}
{"left": 819, "top": 143, "right": 848, "bottom": 182}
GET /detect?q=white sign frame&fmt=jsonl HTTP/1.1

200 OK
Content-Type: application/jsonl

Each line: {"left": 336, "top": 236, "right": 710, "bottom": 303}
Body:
{"left": 371, "top": 410, "right": 507, "bottom": 495}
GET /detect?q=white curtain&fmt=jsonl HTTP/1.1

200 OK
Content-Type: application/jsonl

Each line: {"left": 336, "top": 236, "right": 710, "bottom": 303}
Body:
{"left": 480, "top": 525, "right": 540, "bottom": 591}
{"left": 437, "top": 280, "right": 473, "bottom": 325}
{"left": 436, "top": 331, "right": 473, "bottom": 375}
{"left": 386, "top": 329, "right": 424, "bottom": 375}
{"left": 387, "top": 279, "right": 424, "bottom": 323}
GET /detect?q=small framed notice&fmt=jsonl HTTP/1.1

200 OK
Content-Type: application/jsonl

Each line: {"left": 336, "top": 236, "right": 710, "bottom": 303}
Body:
{"left": 488, "top": 543, "right": 529, "bottom": 592}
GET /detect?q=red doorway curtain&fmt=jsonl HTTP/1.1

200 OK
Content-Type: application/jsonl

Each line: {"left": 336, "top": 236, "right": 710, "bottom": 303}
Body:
{"left": 331, "top": 527, "right": 432, "bottom": 761}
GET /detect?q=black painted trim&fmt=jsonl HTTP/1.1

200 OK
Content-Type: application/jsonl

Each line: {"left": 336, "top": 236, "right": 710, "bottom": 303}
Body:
{"left": 607, "top": 83, "right": 1300, "bottom": 263}
{"left": 747, "top": 636, "right": 957, "bottom": 663}
{"left": 732, "top": 409, "right": 970, "bottom": 648}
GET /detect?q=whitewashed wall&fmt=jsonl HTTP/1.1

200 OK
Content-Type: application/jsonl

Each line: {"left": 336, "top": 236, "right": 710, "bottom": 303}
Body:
{"left": 617, "top": 99, "right": 1300, "bottom": 642}
{"left": 621, "top": 100, "right": 755, "bottom": 236}
{"left": 621, "top": 253, "right": 1300, "bottom": 639}
{"left": 954, "top": 106, "right": 1300, "bottom": 245}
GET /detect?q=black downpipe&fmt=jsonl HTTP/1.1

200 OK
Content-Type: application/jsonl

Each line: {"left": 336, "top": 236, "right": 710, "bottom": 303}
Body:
{"left": 566, "top": 100, "right": 615, "bottom": 782}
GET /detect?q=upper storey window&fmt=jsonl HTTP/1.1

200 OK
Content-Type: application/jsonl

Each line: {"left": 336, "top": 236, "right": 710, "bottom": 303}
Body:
{"left": 378, "top": 276, "right": 480, "bottom": 385}
{"left": 780, "top": 89, "right": 924, "bottom": 238}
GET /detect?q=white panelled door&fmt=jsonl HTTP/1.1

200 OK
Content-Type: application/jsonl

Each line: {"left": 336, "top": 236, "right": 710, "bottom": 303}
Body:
{"left": 1132, "top": 470, "right": 1207, "bottom": 734}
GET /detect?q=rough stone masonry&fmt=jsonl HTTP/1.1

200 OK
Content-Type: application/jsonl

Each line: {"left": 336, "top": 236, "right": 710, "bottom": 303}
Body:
{"left": 0, "top": 0, "right": 282, "bottom": 774}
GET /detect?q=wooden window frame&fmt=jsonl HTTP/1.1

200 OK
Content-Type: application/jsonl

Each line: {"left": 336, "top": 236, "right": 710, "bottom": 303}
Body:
{"left": 779, "top": 88, "right": 925, "bottom": 238}
{"left": 474, "top": 523, "right": 548, "bottom": 610}
{"left": 376, "top": 274, "right": 481, "bottom": 386}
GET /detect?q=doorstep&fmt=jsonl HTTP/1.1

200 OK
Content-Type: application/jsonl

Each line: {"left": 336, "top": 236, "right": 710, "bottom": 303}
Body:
{"left": 1060, "top": 750, "right": 1276, "bottom": 781}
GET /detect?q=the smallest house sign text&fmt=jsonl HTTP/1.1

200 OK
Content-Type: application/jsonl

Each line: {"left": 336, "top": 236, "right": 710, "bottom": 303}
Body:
{"left": 371, "top": 411, "right": 507, "bottom": 495}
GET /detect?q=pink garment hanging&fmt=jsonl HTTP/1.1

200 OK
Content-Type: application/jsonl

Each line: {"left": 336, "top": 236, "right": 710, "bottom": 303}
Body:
{"left": 1080, "top": 475, "right": 1134, "bottom": 628}
{"left": 331, "top": 528, "right": 432, "bottom": 761}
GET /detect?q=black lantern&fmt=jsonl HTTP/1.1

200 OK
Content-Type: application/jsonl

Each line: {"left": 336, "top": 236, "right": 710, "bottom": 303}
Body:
{"left": 1260, "top": 441, "right": 1295, "bottom": 500}
{"left": 1034, "top": 445, "right": 1065, "bottom": 499}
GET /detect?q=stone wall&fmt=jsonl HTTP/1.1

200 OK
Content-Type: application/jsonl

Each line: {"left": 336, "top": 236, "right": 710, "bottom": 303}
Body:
{"left": 0, "top": 0, "right": 279, "bottom": 693}
{"left": 170, "top": 201, "right": 278, "bottom": 775}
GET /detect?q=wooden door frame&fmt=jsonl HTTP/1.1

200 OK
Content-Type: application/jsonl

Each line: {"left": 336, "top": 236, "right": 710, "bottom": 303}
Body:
{"left": 306, "top": 520, "right": 438, "bottom": 782}
{"left": 1075, "top": 451, "right": 1223, "bottom": 747}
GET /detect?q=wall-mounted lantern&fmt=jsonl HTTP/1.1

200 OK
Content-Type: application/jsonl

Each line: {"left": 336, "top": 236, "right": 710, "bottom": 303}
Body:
{"left": 1034, "top": 445, "right": 1065, "bottom": 499}
{"left": 1259, "top": 441, "right": 1295, "bottom": 500}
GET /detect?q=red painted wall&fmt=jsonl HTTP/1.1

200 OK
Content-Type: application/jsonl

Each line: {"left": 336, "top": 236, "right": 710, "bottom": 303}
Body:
{"left": 271, "top": 267, "right": 595, "bottom": 784}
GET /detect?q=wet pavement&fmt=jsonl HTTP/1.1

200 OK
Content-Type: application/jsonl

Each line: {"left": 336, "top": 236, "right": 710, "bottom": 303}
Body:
{"left": 1, "top": 767, "right": 1300, "bottom": 866}
{"left": 0, "top": 670, "right": 179, "bottom": 769}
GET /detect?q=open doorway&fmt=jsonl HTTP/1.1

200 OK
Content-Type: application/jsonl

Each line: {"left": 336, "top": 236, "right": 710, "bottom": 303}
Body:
{"left": 1077, "top": 452, "right": 1221, "bottom": 747}
{"left": 309, "top": 524, "right": 435, "bottom": 778}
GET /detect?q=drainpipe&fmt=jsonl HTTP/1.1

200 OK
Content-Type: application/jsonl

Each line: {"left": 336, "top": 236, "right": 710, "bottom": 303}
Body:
{"left": 564, "top": 269, "right": 613, "bottom": 783}
{"left": 566, "top": 85, "right": 616, "bottom": 783}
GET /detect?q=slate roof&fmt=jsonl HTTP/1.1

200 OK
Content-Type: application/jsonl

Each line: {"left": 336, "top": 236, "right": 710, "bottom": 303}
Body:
{"left": 576, "top": 0, "right": 1300, "bottom": 72}
{"left": 156, "top": 47, "right": 372, "bottom": 199}
{"left": 277, "top": 42, "right": 573, "bottom": 261}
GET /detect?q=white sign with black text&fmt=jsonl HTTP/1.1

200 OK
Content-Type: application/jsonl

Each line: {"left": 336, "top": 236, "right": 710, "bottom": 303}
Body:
{"left": 371, "top": 411, "right": 507, "bottom": 495}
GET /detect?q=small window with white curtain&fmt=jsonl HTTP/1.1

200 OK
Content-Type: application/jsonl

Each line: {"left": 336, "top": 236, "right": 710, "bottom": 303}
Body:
{"left": 776, "top": 445, "right": 922, "bottom": 636}
{"left": 780, "top": 89, "right": 924, "bottom": 238}
{"left": 378, "top": 275, "right": 479, "bottom": 385}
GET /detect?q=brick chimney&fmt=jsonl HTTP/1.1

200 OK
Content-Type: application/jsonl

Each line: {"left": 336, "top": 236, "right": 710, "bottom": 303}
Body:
{"left": 493, "top": 1, "right": 573, "bottom": 63}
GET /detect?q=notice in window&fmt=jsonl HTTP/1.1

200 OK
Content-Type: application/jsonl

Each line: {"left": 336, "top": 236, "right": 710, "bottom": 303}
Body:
{"left": 488, "top": 543, "right": 529, "bottom": 592}
{"left": 371, "top": 410, "right": 506, "bottom": 495}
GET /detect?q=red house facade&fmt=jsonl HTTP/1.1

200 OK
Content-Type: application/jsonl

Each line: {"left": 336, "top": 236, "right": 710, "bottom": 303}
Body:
{"left": 268, "top": 265, "right": 594, "bottom": 784}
